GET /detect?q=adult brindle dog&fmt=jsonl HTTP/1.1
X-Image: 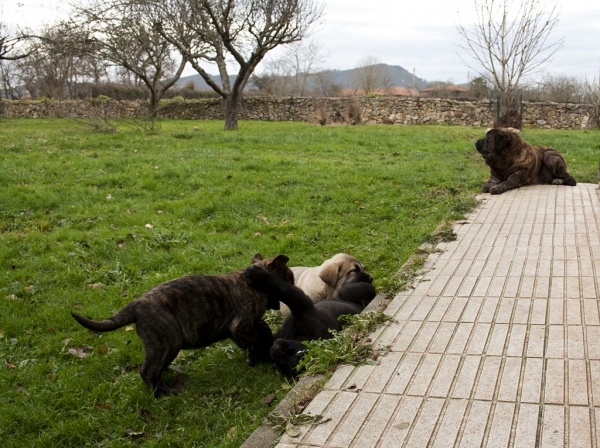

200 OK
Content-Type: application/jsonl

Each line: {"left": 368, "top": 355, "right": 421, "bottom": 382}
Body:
{"left": 475, "top": 128, "right": 576, "bottom": 195}
{"left": 71, "top": 254, "right": 293, "bottom": 397}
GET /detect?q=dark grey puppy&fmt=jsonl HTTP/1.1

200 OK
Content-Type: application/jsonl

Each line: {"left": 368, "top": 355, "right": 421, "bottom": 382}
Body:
{"left": 244, "top": 265, "right": 375, "bottom": 377}
{"left": 72, "top": 254, "right": 293, "bottom": 397}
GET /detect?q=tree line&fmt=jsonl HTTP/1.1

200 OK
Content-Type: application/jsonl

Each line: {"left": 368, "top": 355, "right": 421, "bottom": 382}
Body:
{"left": 1, "top": 0, "right": 598, "bottom": 129}
{"left": 1, "top": 0, "right": 324, "bottom": 129}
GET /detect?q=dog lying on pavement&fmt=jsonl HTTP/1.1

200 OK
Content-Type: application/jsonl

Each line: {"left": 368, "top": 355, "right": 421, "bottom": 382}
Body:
{"left": 475, "top": 127, "right": 576, "bottom": 195}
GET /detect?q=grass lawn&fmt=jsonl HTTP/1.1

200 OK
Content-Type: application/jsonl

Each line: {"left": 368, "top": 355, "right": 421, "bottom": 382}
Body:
{"left": 0, "top": 118, "right": 597, "bottom": 447}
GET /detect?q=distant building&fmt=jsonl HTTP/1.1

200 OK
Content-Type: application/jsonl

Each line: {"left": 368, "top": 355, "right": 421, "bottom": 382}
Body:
{"left": 340, "top": 86, "right": 420, "bottom": 97}
{"left": 420, "top": 85, "right": 468, "bottom": 98}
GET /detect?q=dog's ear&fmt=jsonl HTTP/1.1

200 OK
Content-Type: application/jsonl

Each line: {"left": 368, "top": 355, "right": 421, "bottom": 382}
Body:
{"left": 251, "top": 253, "right": 264, "bottom": 264}
{"left": 319, "top": 259, "right": 341, "bottom": 287}
{"left": 271, "top": 254, "right": 290, "bottom": 267}
{"left": 489, "top": 129, "right": 513, "bottom": 150}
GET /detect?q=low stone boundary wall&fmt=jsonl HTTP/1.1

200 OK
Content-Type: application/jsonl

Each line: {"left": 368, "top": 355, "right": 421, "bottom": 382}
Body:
{"left": 2, "top": 96, "right": 597, "bottom": 129}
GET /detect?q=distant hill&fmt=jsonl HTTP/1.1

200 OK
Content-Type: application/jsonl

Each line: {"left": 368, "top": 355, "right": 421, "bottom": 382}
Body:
{"left": 326, "top": 65, "right": 428, "bottom": 89}
{"left": 176, "top": 63, "right": 428, "bottom": 91}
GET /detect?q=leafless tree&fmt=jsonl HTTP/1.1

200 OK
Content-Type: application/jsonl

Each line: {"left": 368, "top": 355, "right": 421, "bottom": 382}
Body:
{"left": 11, "top": 21, "right": 101, "bottom": 99}
{"left": 0, "top": 59, "right": 21, "bottom": 98}
{"left": 251, "top": 40, "right": 329, "bottom": 96}
{"left": 456, "top": 0, "right": 564, "bottom": 128}
{"left": 0, "top": 19, "right": 34, "bottom": 111}
{"left": 469, "top": 76, "right": 492, "bottom": 99}
{"left": 76, "top": 0, "right": 186, "bottom": 116}
{"left": 0, "top": 21, "right": 32, "bottom": 62}
{"left": 278, "top": 38, "right": 329, "bottom": 96}
{"left": 581, "top": 76, "right": 600, "bottom": 129}
{"left": 350, "top": 56, "right": 392, "bottom": 96}
{"left": 536, "top": 74, "right": 583, "bottom": 105}
{"left": 148, "top": 0, "right": 324, "bottom": 129}
{"left": 313, "top": 69, "right": 341, "bottom": 97}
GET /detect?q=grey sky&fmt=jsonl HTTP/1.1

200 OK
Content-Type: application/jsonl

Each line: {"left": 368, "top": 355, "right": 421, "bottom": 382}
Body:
{"left": 3, "top": 0, "right": 599, "bottom": 84}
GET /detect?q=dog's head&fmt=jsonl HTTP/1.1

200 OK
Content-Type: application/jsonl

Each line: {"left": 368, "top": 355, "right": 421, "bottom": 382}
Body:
{"left": 251, "top": 254, "right": 294, "bottom": 310}
{"left": 318, "top": 253, "right": 373, "bottom": 289}
{"left": 476, "top": 128, "right": 523, "bottom": 164}
{"left": 270, "top": 338, "right": 306, "bottom": 377}
{"left": 332, "top": 282, "right": 377, "bottom": 309}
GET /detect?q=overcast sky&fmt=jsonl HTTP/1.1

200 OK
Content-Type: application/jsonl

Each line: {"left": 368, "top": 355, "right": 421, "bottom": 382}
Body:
{"left": 3, "top": 0, "right": 599, "bottom": 84}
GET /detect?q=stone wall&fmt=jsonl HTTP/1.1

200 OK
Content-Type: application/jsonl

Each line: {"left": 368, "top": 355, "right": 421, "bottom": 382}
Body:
{"left": 2, "top": 96, "right": 597, "bottom": 129}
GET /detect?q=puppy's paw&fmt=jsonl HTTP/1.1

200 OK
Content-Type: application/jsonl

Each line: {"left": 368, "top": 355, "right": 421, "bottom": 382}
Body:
{"left": 481, "top": 184, "right": 491, "bottom": 193}
{"left": 244, "top": 265, "right": 271, "bottom": 287}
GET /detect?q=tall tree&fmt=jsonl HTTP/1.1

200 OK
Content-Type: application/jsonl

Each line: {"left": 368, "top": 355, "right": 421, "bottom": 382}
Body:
{"left": 456, "top": 0, "right": 563, "bottom": 128}
{"left": 150, "top": 0, "right": 324, "bottom": 129}
{"left": 76, "top": 0, "right": 187, "bottom": 116}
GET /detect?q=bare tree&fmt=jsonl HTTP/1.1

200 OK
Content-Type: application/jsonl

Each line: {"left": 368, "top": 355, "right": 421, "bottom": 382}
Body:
{"left": 456, "top": 0, "right": 564, "bottom": 128}
{"left": 251, "top": 40, "right": 328, "bottom": 96}
{"left": 10, "top": 21, "right": 99, "bottom": 99}
{"left": 278, "top": 38, "right": 329, "bottom": 96}
{"left": 350, "top": 56, "right": 392, "bottom": 96}
{"left": 0, "top": 59, "right": 21, "bottom": 98}
{"left": 76, "top": 0, "right": 186, "bottom": 116}
{"left": 149, "top": 0, "right": 324, "bottom": 129}
{"left": 313, "top": 69, "right": 341, "bottom": 97}
{"left": 0, "top": 21, "right": 32, "bottom": 62}
{"left": 581, "top": 76, "right": 600, "bottom": 130}
{"left": 469, "top": 76, "right": 492, "bottom": 99}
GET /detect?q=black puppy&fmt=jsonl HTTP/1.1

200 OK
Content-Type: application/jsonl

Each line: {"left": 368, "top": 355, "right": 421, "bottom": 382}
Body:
{"left": 244, "top": 265, "right": 375, "bottom": 376}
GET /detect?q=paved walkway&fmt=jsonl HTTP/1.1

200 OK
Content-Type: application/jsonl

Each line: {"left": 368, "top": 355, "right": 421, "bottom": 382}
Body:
{"left": 276, "top": 183, "right": 600, "bottom": 448}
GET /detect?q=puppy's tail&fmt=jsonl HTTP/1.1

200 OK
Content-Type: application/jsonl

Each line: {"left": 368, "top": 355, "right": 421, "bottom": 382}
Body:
{"left": 71, "top": 305, "right": 135, "bottom": 332}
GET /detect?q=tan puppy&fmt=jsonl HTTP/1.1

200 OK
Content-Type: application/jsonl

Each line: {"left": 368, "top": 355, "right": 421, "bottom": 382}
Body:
{"left": 281, "top": 253, "right": 373, "bottom": 315}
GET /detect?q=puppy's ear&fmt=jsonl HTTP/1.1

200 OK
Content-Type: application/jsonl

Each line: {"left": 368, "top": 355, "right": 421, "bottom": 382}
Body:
{"left": 272, "top": 254, "right": 290, "bottom": 267}
{"left": 251, "top": 253, "right": 264, "bottom": 264}
{"left": 319, "top": 259, "right": 341, "bottom": 287}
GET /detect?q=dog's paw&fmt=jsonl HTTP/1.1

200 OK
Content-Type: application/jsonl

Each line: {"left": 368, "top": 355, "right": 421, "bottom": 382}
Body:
{"left": 481, "top": 184, "right": 491, "bottom": 193}
{"left": 489, "top": 185, "right": 506, "bottom": 195}
{"left": 244, "top": 265, "right": 270, "bottom": 286}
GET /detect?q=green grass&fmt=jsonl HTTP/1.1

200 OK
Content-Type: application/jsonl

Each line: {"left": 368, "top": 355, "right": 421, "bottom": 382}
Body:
{"left": 0, "top": 118, "right": 597, "bottom": 446}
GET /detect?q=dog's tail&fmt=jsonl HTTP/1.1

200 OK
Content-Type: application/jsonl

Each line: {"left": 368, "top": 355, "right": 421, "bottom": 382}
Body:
{"left": 71, "top": 305, "right": 135, "bottom": 332}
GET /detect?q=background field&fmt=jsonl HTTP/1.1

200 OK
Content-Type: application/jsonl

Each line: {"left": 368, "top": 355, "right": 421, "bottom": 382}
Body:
{"left": 0, "top": 119, "right": 597, "bottom": 446}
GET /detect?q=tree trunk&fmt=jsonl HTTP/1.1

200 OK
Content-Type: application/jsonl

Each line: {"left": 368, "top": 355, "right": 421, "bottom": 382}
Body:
{"left": 223, "top": 92, "right": 241, "bottom": 130}
{"left": 150, "top": 94, "right": 160, "bottom": 118}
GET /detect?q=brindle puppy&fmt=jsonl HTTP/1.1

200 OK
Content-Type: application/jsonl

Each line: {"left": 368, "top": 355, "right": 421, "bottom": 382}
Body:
{"left": 244, "top": 265, "right": 375, "bottom": 377}
{"left": 71, "top": 254, "right": 293, "bottom": 397}
{"left": 475, "top": 128, "right": 576, "bottom": 195}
